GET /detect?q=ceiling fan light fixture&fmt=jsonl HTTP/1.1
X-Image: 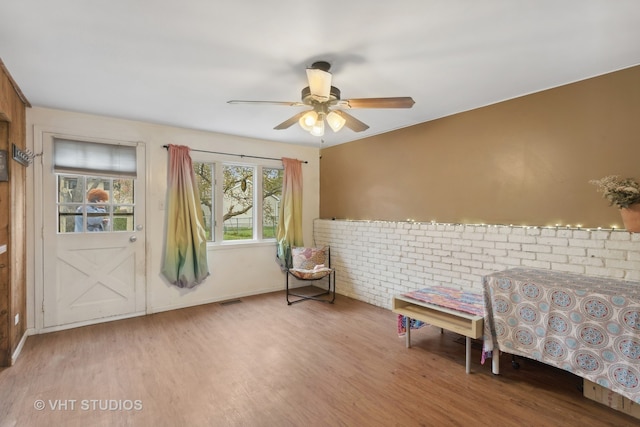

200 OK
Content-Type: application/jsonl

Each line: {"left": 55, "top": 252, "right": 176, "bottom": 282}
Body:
{"left": 310, "top": 115, "right": 325, "bottom": 137}
{"left": 298, "top": 110, "right": 317, "bottom": 131}
{"left": 326, "top": 110, "right": 346, "bottom": 132}
{"left": 306, "top": 68, "right": 332, "bottom": 100}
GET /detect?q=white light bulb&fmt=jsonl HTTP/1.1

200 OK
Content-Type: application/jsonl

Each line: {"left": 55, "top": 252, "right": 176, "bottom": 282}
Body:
{"left": 310, "top": 118, "right": 325, "bottom": 137}
{"left": 298, "top": 111, "right": 317, "bottom": 131}
{"left": 326, "top": 111, "right": 346, "bottom": 132}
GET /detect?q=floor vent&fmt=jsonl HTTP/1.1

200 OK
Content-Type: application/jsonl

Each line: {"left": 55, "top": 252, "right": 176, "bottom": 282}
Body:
{"left": 220, "top": 299, "right": 242, "bottom": 306}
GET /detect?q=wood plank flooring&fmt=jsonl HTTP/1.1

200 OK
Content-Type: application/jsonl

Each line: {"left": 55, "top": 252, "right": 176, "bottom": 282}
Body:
{"left": 1, "top": 289, "right": 638, "bottom": 427}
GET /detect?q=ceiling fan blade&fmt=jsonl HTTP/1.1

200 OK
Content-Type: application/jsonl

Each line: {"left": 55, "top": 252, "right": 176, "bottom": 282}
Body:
{"left": 333, "top": 110, "right": 369, "bottom": 132}
{"left": 340, "top": 97, "right": 415, "bottom": 109}
{"left": 274, "top": 111, "right": 308, "bottom": 130}
{"left": 228, "top": 100, "right": 304, "bottom": 107}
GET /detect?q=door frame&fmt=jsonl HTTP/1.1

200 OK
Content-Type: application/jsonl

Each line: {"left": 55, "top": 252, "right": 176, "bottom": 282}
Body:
{"left": 32, "top": 125, "right": 150, "bottom": 332}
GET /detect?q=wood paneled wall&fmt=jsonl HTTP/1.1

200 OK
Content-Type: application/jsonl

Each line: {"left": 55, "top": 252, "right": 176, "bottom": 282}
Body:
{"left": 0, "top": 59, "right": 30, "bottom": 366}
{"left": 320, "top": 65, "right": 640, "bottom": 229}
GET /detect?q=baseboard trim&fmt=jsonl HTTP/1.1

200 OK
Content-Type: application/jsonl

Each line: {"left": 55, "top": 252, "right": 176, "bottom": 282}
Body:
{"left": 35, "top": 311, "right": 146, "bottom": 335}
{"left": 11, "top": 329, "right": 31, "bottom": 365}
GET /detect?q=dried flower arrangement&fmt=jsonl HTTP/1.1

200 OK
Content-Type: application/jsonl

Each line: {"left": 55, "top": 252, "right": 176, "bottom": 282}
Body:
{"left": 590, "top": 175, "right": 640, "bottom": 209}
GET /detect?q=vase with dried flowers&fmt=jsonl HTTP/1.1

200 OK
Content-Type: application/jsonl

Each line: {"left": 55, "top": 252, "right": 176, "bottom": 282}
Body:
{"left": 590, "top": 175, "right": 640, "bottom": 232}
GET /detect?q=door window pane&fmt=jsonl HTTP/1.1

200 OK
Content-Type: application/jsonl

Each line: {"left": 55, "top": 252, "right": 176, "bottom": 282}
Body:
{"left": 57, "top": 174, "right": 135, "bottom": 233}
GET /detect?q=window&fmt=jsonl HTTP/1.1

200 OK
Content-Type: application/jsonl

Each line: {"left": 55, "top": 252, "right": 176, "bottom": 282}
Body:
{"left": 57, "top": 174, "right": 135, "bottom": 233}
{"left": 223, "top": 165, "right": 254, "bottom": 240}
{"left": 262, "top": 167, "right": 283, "bottom": 239}
{"left": 193, "top": 160, "right": 283, "bottom": 243}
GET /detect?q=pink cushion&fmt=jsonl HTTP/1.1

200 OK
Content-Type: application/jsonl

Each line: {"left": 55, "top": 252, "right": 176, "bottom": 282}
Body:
{"left": 291, "top": 246, "right": 328, "bottom": 270}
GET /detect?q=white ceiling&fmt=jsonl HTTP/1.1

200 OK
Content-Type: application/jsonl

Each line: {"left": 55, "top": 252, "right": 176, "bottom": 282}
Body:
{"left": 1, "top": 1, "right": 639, "bottom": 147}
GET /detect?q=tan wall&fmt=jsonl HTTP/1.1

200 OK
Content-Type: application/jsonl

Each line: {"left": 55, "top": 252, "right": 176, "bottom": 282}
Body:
{"left": 320, "top": 65, "right": 640, "bottom": 229}
{"left": 0, "top": 60, "right": 28, "bottom": 366}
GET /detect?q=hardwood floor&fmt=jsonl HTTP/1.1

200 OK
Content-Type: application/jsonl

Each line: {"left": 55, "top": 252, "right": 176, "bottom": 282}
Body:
{"left": 1, "top": 289, "right": 637, "bottom": 427}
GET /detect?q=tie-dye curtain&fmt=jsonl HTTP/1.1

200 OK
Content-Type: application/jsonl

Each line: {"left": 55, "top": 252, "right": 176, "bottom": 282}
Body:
{"left": 161, "top": 144, "right": 210, "bottom": 288}
{"left": 276, "top": 157, "right": 304, "bottom": 269}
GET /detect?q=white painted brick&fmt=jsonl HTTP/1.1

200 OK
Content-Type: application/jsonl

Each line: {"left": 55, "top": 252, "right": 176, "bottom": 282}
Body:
{"left": 584, "top": 266, "right": 626, "bottom": 279}
{"left": 525, "top": 228, "right": 542, "bottom": 236}
{"left": 522, "top": 244, "right": 552, "bottom": 253}
{"left": 485, "top": 248, "right": 508, "bottom": 257}
{"left": 572, "top": 230, "right": 592, "bottom": 239}
{"left": 610, "top": 231, "right": 633, "bottom": 241}
{"left": 464, "top": 246, "right": 484, "bottom": 255}
{"left": 605, "top": 240, "right": 638, "bottom": 251}
{"left": 587, "top": 249, "right": 626, "bottom": 260}
{"left": 508, "top": 235, "right": 537, "bottom": 244}
{"left": 550, "top": 263, "right": 585, "bottom": 274}
{"left": 461, "top": 232, "right": 486, "bottom": 241}
{"left": 624, "top": 271, "right": 640, "bottom": 281}
{"left": 537, "top": 253, "right": 568, "bottom": 263}
{"left": 423, "top": 255, "right": 442, "bottom": 263}
{"left": 314, "top": 220, "right": 640, "bottom": 310}
{"left": 508, "top": 227, "right": 526, "bottom": 235}
{"left": 556, "top": 229, "right": 574, "bottom": 238}
{"left": 509, "top": 251, "right": 536, "bottom": 260}
{"left": 494, "top": 257, "right": 522, "bottom": 267}
{"left": 452, "top": 265, "right": 471, "bottom": 274}
{"left": 416, "top": 235, "right": 435, "bottom": 244}
{"left": 605, "top": 259, "right": 640, "bottom": 271}
{"left": 496, "top": 242, "right": 522, "bottom": 251}
{"left": 568, "top": 256, "right": 604, "bottom": 267}
{"left": 452, "top": 251, "right": 472, "bottom": 260}
{"left": 416, "top": 259, "right": 434, "bottom": 269}
{"left": 472, "top": 240, "right": 497, "bottom": 249}
{"left": 521, "top": 259, "right": 551, "bottom": 269}
{"left": 461, "top": 259, "right": 484, "bottom": 269}
{"left": 472, "top": 254, "right": 495, "bottom": 263}
{"left": 538, "top": 237, "right": 569, "bottom": 247}
{"left": 432, "top": 262, "right": 453, "bottom": 271}
{"left": 553, "top": 246, "right": 587, "bottom": 256}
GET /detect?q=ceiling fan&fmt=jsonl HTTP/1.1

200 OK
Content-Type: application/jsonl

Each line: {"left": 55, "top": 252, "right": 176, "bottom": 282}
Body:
{"left": 227, "top": 61, "right": 415, "bottom": 137}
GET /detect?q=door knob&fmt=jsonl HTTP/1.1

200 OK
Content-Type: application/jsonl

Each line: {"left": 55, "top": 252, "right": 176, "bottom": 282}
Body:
{"left": 129, "top": 236, "right": 137, "bottom": 242}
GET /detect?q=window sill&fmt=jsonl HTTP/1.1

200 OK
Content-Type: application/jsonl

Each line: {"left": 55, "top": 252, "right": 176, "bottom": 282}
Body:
{"left": 207, "top": 239, "right": 276, "bottom": 251}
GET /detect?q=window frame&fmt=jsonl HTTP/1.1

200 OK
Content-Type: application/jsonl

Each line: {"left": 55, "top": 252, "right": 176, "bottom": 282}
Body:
{"left": 192, "top": 154, "right": 283, "bottom": 246}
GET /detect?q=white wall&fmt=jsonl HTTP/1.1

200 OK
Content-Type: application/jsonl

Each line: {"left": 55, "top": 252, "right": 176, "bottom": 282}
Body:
{"left": 26, "top": 107, "right": 320, "bottom": 330}
{"left": 314, "top": 219, "right": 640, "bottom": 308}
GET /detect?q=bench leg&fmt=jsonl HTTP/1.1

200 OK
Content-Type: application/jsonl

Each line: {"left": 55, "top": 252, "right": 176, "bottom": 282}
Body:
{"left": 492, "top": 352, "right": 500, "bottom": 375}
{"left": 405, "top": 317, "right": 411, "bottom": 348}
{"left": 465, "top": 336, "right": 471, "bottom": 374}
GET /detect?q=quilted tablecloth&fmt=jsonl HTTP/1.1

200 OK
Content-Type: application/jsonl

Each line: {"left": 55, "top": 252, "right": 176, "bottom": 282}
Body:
{"left": 482, "top": 267, "right": 640, "bottom": 403}
{"left": 402, "top": 286, "right": 485, "bottom": 317}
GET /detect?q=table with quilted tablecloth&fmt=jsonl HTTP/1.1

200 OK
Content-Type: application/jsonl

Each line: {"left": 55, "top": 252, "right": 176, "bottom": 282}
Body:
{"left": 482, "top": 267, "right": 640, "bottom": 403}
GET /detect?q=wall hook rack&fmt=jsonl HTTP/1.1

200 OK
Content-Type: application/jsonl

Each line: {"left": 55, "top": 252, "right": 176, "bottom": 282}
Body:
{"left": 12, "top": 143, "right": 35, "bottom": 166}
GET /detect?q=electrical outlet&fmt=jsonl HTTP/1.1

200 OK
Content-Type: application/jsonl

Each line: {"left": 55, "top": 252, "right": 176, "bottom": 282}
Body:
{"left": 14, "top": 313, "right": 19, "bottom": 325}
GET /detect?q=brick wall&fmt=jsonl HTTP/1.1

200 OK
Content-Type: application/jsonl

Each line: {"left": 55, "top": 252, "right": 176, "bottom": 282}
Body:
{"left": 313, "top": 219, "right": 640, "bottom": 308}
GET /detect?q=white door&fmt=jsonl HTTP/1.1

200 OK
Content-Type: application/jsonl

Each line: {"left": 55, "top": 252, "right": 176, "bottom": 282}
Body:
{"left": 41, "top": 133, "right": 146, "bottom": 328}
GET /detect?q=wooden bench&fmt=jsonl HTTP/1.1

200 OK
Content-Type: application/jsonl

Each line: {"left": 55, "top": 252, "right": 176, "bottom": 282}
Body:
{"left": 393, "top": 294, "right": 484, "bottom": 374}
